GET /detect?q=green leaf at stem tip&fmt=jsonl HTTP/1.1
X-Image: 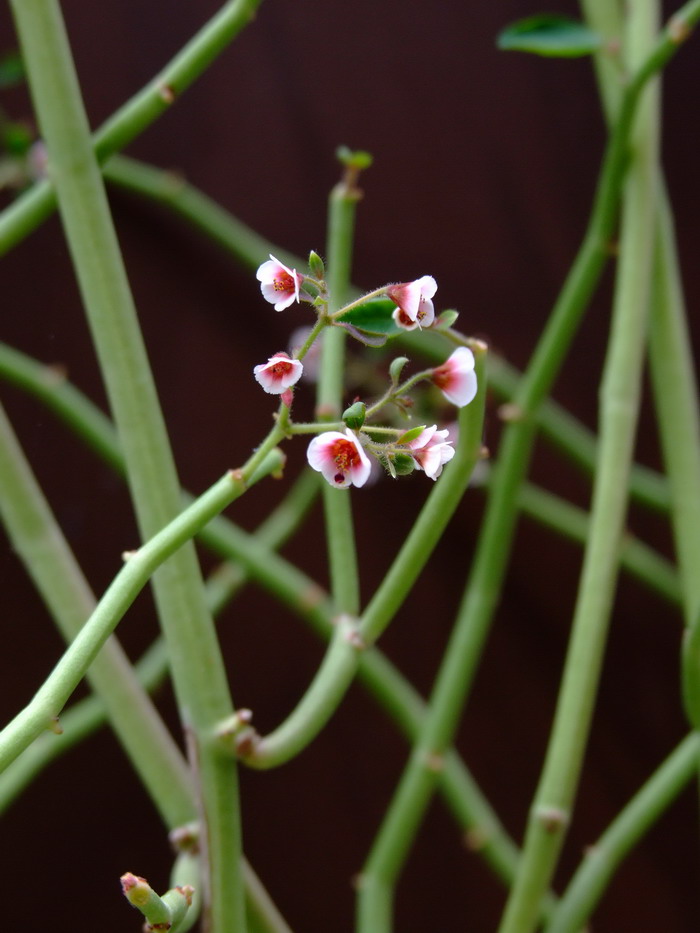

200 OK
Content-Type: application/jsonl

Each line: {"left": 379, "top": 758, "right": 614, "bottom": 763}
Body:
{"left": 497, "top": 15, "right": 602, "bottom": 58}
{"left": 336, "top": 298, "right": 401, "bottom": 336}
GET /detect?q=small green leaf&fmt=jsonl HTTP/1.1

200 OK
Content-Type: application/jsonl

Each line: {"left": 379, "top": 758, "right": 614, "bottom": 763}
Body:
{"left": 308, "top": 250, "right": 325, "bottom": 279}
{"left": 396, "top": 425, "right": 426, "bottom": 446}
{"left": 497, "top": 15, "right": 602, "bottom": 58}
{"left": 337, "top": 298, "right": 400, "bottom": 336}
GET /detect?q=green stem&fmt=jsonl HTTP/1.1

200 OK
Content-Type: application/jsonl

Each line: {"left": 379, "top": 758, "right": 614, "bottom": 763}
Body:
{"left": 317, "top": 174, "right": 362, "bottom": 613}
{"left": 544, "top": 734, "right": 700, "bottom": 933}
{"left": 498, "top": 5, "right": 661, "bottom": 930}
{"left": 0, "top": 0, "right": 264, "bottom": 255}
{"left": 356, "top": 360, "right": 492, "bottom": 931}
{"left": 516, "top": 482, "right": 680, "bottom": 607}
{"left": 648, "top": 198, "right": 700, "bottom": 629}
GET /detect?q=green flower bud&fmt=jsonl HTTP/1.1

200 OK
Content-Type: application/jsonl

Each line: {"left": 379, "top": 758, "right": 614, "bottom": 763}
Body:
{"left": 389, "top": 356, "right": 409, "bottom": 385}
{"left": 308, "top": 251, "right": 325, "bottom": 280}
{"left": 392, "top": 453, "right": 416, "bottom": 475}
{"left": 342, "top": 400, "right": 366, "bottom": 430}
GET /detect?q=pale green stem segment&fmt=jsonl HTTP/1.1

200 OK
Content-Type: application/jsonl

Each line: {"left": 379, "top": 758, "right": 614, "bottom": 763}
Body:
{"left": 648, "top": 197, "right": 700, "bottom": 630}
{"left": 236, "top": 348, "right": 487, "bottom": 769}
{"left": 0, "top": 0, "right": 265, "bottom": 255}
{"left": 497, "top": 6, "right": 661, "bottom": 932}
{"left": 8, "top": 0, "right": 254, "bottom": 927}
{"left": 544, "top": 734, "right": 700, "bottom": 933}
{"left": 317, "top": 173, "right": 362, "bottom": 614}
{"left": 0, "top": 453, "right": 282, "bottom": 775}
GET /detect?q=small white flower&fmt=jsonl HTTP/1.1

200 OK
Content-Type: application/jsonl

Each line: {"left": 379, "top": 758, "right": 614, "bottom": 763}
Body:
{"left": 388, "top": 276, "right": 437, "bottom": 330}
{"left": 307, "top": 429, "right": 371, "bottom": 488}
{"left": 407, "top": 425, "right": 455, "bottom": 480}
{"left": 432, "top": 347, "right": 478, "bottom": 407}
{"left": 253, "top": 352, "right": 304, "bottom": 394}
{"left": 256, "top": 254, "right": 304, "bottom": 311}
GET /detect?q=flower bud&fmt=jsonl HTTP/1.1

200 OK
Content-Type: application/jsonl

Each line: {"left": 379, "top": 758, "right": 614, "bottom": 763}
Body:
{"left": 389, "top": 356, "right": 409, "bottom": 385}
{"left": 342, "top": 400, "right": 367, "bottom": 430}
{"left": 308, "top": 251, "right": 325, "bottom": 280}
{"left": 392, "top": 453, "right": 416, "bottom": 475}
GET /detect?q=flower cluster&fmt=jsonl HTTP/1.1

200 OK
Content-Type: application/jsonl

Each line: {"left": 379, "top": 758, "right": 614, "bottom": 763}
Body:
{"left": 252, "top": 255, "right": 480, "bottom": 489}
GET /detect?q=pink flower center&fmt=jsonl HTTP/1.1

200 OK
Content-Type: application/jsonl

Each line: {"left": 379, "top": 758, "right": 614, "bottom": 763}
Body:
{"left": 270, "top": 359, "right": 294, "bottom": 376}
{"left": 432, "top": 363, "right": 452, "bottom": 389}
{"left": 329, "top": 438, "right": 361, "bottom": 484}
{"left": 273, "top": 271, "right": 295, "bottom": 293}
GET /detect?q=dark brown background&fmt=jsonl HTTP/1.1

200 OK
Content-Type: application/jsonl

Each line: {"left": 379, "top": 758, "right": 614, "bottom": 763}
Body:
{"left": 1, "top": 0, "right": 699, "bottom": 930}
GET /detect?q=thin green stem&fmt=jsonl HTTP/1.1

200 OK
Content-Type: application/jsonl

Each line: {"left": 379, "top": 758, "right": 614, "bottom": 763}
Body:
{"left": 356, "top": 363, "right": 494, "bottom": 931}
{"left": 317, "top": 175, "right": 363, "bottom": 614}
{"left": 516, "top": 481, "right": 680, "bottom": 607}
{"left": 0, "top": 0, "right": 264, "bottom": 255}
{"left": 544, "top": 734, "right": 700, "bottom": 933}
{"left": 498, "top": 5, "right": 661, "bottom": 930}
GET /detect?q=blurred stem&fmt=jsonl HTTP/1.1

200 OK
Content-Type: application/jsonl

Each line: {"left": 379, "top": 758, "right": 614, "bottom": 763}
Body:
{"left": 0, "top": 0, "right": 264, "bottom": 255}
{"left": 356, "top": 355, "right": 489, "bottom": 931}
{"left": 498, "top": 5, "right": 661, "bottom": 931}
{"left": 317, "top": 174, "right": 362, "bottom": 614}
{"left": 544, "top": 733, "right": 700, "bottom": 933}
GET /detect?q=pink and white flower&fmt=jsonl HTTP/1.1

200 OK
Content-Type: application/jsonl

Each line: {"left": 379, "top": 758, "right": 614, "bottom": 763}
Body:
{"left": 307, "top": 429, "right": 371, "bottom": 489}
{"left": 253, "top": 352, "right": 304, "bottom": 394}
{"left": 388, "top": 275, "right": 437, "bottom": 330}
{"left": 256, "top": 254, "right": 304, "bottom": 311}
{"left": 431, "top": 346, "right": 478, "bottom": 407}
{"left": 406, "top": 425, "right": 455, "bottom": 480}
